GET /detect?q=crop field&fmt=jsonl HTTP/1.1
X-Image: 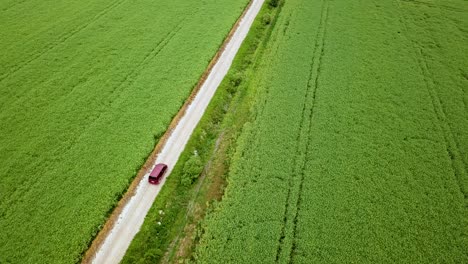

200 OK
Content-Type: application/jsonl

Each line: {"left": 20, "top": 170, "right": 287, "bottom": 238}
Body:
{"left": 0, "top": 0, "right": 249, "bottom": 263}
{"left": 195, "top": 0, "right": 468, "bottom": 263}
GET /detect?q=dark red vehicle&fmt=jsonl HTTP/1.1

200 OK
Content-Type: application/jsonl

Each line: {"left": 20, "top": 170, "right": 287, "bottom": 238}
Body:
{"left": 148, "top": 163, "right": 168, "bottom": 184}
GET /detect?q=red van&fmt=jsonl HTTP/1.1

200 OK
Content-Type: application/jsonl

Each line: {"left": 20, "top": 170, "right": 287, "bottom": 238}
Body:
{"left": 148, "top": 163, "right": 168, "bottom": 185}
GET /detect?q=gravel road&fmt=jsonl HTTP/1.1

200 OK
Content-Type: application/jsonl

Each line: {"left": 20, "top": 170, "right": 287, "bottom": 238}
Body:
{"left": 92, "top": 1, "right": 265, "bottom": 263}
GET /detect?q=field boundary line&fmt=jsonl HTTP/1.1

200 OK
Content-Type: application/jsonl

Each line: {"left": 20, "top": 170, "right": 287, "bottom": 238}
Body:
{"left": 81, "top": 1, "right": 255, "bottom": 262}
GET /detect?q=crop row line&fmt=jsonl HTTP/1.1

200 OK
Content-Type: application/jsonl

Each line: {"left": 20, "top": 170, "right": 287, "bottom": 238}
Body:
{"left": 275, "top": 1, "right": 330, "bottom": 263}
{"left": 59, "top": 20, "right": 186, "bottom": 157}
{"left": 1, "top": 0, "right": 28, "bottom": 12}
{"left": 0, "top": 5, "right": 193, "bottom": 115}
{"left": 0, "top": 20, "right": 187, "bottom": 216}
{"left": 289, "top": 1, "right": 329, "bottom": 262}
{"left": 395, "top": 1, "right": 468, "bottom": 201}
{"left": 274, "top": 51, "right": 312, "bottom": 264}
{"left": 0, "top": 0, "right": 129, "bottom": 83}
{"left": 274, "top": 3, "right": 305, "bottom": 262}
{"left": 418, "top": 50, "right": 468, "bottom": 198}
{"left": 1, "top": 2, "right": 201, "bottom": 212}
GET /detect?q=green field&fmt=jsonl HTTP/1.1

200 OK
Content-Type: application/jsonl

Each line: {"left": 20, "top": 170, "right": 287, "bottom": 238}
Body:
{"left": 2, "top": 0, "right": 467, "bottom": 262}
{"left": 195, "top": 0, "right": 468, "bottom": 263}
{"left": 0, "top": 0, "right": 248, "bottom": 263}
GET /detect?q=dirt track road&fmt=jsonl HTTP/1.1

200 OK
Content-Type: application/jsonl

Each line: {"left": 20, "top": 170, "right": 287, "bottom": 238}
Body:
{"left": 91, "top": 1, "right": 264, "bottom": 263}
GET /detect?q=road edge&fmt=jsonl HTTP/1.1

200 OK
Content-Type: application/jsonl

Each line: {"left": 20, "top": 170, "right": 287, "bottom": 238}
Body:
{"left": 80, "top": 1, "right": 254, "bottom": 263}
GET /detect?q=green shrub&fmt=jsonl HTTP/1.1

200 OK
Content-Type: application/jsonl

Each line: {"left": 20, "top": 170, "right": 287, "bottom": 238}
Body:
{"left": 262, "top": 14, "right": 272, "bottom": 25}
{"left": 181, "top": 152, "right": 203, "bottom": 186}
{"left": 230, "top": 72, "right": 244, "bottom": 87}
{"left": 269, "top": 0, "right": 279, "bottom": 8}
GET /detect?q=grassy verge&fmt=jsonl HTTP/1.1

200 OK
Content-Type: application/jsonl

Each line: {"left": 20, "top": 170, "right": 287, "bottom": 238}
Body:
{"left": 121, "top": 1, "right": 283, "bottom": 263}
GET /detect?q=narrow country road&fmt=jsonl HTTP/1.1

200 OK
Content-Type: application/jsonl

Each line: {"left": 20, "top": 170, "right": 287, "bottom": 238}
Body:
{"left": 91, "top": 0, "right": 265, "bottom": 263}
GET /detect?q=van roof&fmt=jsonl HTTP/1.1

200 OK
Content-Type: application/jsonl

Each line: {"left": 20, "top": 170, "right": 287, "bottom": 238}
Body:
{"left": 150, "top": 163, "right": 167, "bottom": 177}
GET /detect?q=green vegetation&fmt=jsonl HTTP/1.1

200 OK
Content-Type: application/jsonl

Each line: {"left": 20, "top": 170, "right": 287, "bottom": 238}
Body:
{"left": 122, "top": 2, "right": 283, "bottom": 263}
{"left": 195, "top": 0, "right": 468, "bottom": 263}
{"left": 0, "top": 0, "right": 249, "bottom": 263}
{"left": 2, "top": 0, "right": 466, "bottom": 262}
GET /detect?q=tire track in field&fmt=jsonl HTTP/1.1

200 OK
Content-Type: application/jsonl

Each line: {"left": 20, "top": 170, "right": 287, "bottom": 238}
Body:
{"left": 289, "top": 2, "right": 329, "bottom": 261}
{"left": 273, "top": 4, "right": 305, "bottom": 261}
{"left": 275, "top": 1, "right": 329, "bottom": 262}
{"left": 70, "top": 6, "right": 201, "bottom": 139}
{"left": 0, "top": 4, "right": 194, "bottom": 114}
{"left": 395, "top": 0, "right": 468, "bottom": 200}
{"left": 262, "top": 3, "right": 293, "bottom": 71}
{"left": 0, "top": 0, "right": 28, "bottom": 12}
{"left": 0, "top": 0, "right": 129, "bottom": 83}
{"left": 0, "top": 20, "right": 187, "bottom": 219}
{"left": 2, "top": 5, "right": 198, "bottom": 209}
{"left": 58, "top": 19, "right": 185, "bottom": 148}
{"left": 275, "top": 52, "right": 314, "bottom": 263}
